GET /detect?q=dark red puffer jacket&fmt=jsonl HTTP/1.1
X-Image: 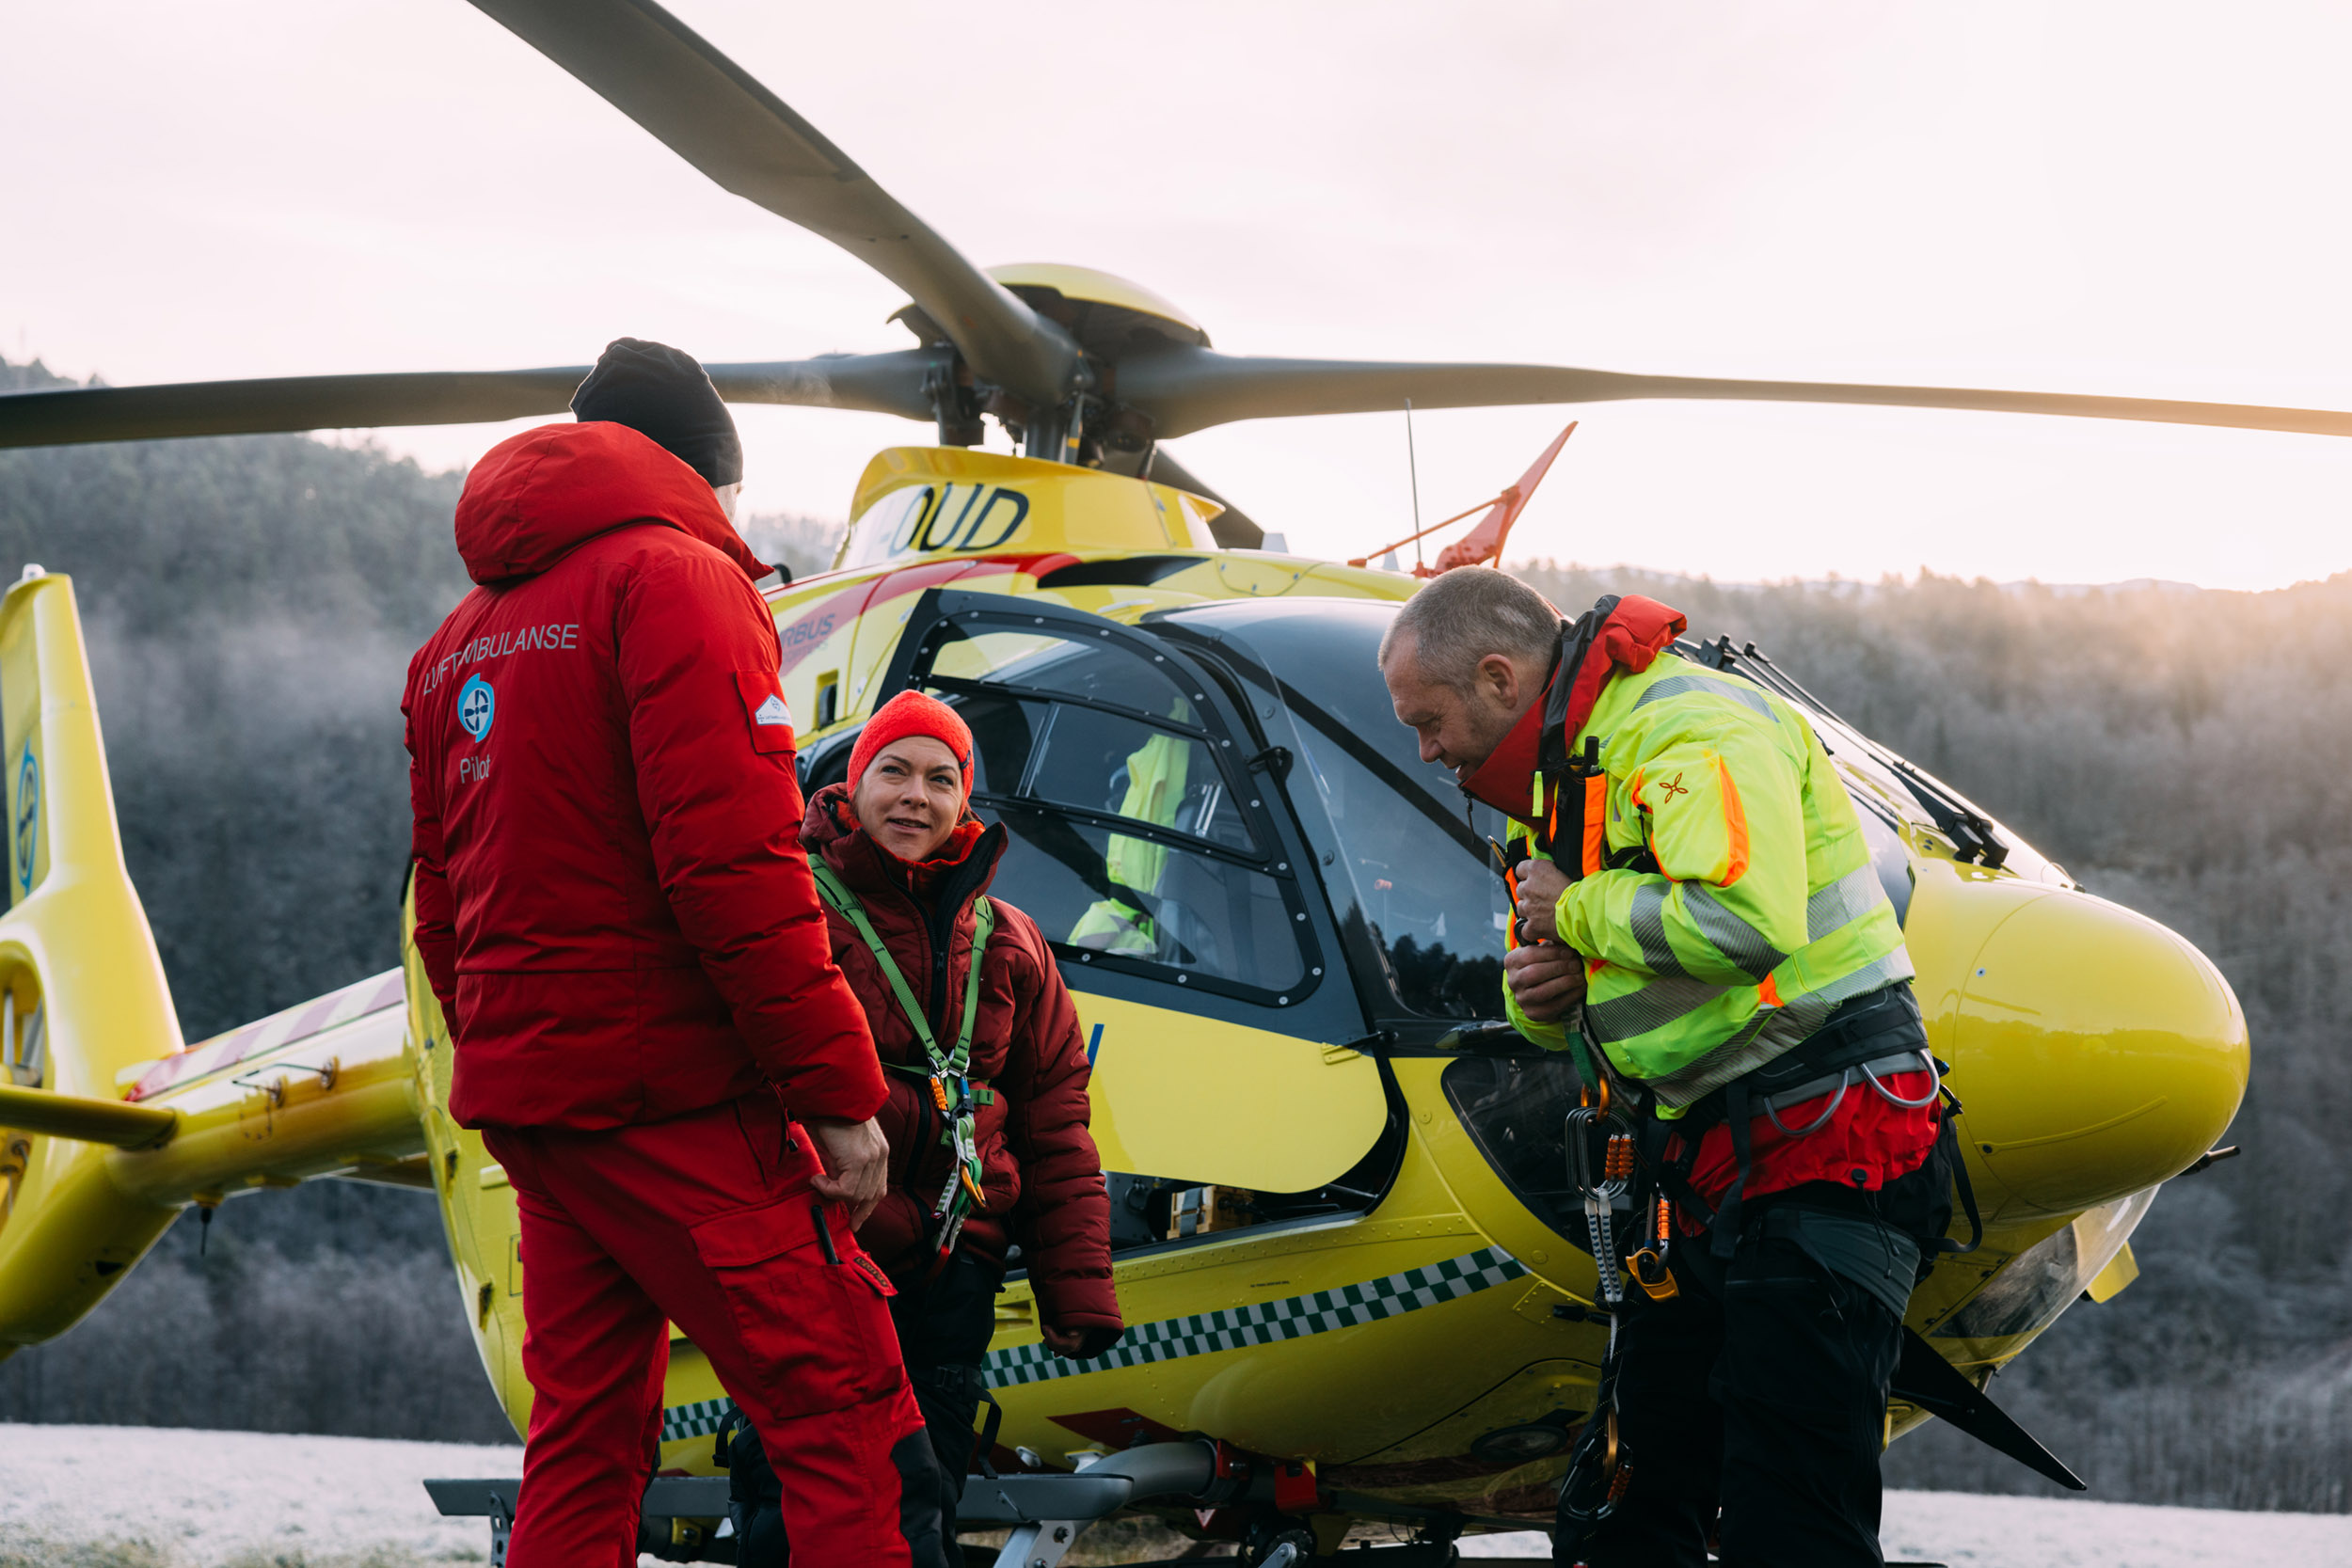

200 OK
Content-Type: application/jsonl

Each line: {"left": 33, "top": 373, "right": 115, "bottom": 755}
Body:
{"left": 404, "top": 420, "right": 879, "bottom": 1132}
{"left": 801, "top": 784, "right": 1120, "bottom": 1338}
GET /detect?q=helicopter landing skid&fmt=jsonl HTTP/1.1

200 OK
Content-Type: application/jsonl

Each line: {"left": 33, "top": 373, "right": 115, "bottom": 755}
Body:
{"left": 429, "top": 1438, "right": 1259, "bottom": 1567}
{"left": 425, "top": 1474, "right": 1952, "bottom": 1566}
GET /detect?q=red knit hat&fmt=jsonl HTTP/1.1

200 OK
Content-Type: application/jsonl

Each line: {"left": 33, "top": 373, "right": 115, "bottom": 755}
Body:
{"left": 847, "top": 690, "right": 975, "bottom": 800}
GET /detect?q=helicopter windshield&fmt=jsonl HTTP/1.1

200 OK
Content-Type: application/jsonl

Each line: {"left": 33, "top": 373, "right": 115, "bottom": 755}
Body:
{"left": 913, "top": 627, "right": 1308, "bottom": 1001}
{"left": 1158, "top": 599, "right": 1513, "bottom": 1023}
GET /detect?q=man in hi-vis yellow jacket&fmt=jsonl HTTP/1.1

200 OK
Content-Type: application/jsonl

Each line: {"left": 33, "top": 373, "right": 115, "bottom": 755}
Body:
{"left": 1380, "top": 568, "right": 1952, "bottom": 1568}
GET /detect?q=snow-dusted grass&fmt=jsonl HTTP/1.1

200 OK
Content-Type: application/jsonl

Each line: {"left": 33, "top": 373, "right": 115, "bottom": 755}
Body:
{"left": 2, "top": 1425, "right": 2348, "bottom": 1565}
{"left": 1456, "top": 1490, "right": 2352, "bottom": 1565}
{"left": 0, "top": 1425, "right": 519, "bottom": 1567}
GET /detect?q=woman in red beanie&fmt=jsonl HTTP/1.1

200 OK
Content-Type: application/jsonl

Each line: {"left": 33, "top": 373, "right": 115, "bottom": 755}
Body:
{"left": 729, "top": 690, "right": 1121, "bottom": 1565}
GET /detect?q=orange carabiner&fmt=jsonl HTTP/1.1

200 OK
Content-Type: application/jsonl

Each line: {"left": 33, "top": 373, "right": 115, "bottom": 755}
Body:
{"left": 1629, "top": 1196, "right": 1678, "bottom": 1301}
{"left": 1629, "top": 1249, "right": 1679, "bottom": 1302}
{"left": 1604, "top": 1134, "right": 1635, "bottom": 1182}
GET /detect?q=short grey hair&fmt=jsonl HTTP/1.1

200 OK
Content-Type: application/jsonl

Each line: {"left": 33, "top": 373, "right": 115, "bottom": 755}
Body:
{"left": 1378, "top": 567, "right": 1562, "bottom": 691}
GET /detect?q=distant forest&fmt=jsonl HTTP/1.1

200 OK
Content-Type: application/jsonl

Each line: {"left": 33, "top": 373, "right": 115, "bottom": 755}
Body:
{"left": 0, "top": 353, "right": 2344, "bottom": 1507}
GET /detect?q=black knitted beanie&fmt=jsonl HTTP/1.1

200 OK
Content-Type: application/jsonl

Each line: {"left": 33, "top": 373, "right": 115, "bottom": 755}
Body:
{"left": 570, "top": 338, "right": 742, "bottom": 489}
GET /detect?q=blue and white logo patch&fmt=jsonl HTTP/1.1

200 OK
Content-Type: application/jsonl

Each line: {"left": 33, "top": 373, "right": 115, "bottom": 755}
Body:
{"left": 13, "top": 742, "right": 38, "bottom": 895}
{"left": 457, "top": 675, "right": 495, "bottom": 742}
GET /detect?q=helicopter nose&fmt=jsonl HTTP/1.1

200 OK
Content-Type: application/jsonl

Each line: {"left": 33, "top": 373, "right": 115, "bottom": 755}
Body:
{"left": 1921, "top": 868, "right": 2249, "bottom": 1223}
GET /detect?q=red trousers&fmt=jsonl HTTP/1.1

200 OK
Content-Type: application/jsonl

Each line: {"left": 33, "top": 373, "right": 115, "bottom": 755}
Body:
{"left": 484, "top": 1094, "right": 945, "bottom": 1568}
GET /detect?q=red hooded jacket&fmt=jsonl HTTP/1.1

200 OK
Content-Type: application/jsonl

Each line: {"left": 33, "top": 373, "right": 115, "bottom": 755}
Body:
{"left": 404, "top": 421, "right": 880, "bottom": 1131}
{"left": 801, "top": 784, "right": 1120, "bottom": 1338}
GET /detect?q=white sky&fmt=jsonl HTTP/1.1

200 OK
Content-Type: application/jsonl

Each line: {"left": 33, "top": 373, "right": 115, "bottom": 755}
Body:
{"left": 8, "top": 0, "right": 2352, "bottom": 590}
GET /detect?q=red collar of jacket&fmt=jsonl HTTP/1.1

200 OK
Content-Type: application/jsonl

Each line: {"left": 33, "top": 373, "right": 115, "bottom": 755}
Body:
{"left": 453, "top": 420, "right": 772, "bottom": 586}
{"left": 1458, "top": 593, "right": 1687, "bottom": 822}
{"left": 804, "top": 781, "right": 996, "bottom": 909}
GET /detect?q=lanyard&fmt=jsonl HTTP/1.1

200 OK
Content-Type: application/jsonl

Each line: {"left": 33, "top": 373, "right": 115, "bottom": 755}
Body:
{"left": 809, "top": 861, "right": 996, "bottom": 1249}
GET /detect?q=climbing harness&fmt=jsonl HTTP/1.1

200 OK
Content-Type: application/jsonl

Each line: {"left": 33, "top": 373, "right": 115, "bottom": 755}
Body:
{"left": 809, "top": 862, "right": 996, "bottom": 1262}
{"left": 1557, "top": 1077, "right": 1641, "bottom": 1526}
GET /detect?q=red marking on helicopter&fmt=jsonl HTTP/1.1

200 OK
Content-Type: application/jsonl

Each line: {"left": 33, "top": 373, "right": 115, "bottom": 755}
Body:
{"left": 1047, "top": 1407, "right": 1185, "bottom": 1449}
{"left": 774, "top": 555, "right": 1070, "bottom": 676}
{"left": 128, "top": 968, "right": 406, "bottom": 1101}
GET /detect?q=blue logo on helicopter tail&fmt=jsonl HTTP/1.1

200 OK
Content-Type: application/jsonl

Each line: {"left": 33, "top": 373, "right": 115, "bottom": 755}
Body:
{"left": 457, "top": 675, "right": 495, "bottom": 741}
{"left": 13, "top": 743, "right": 38, "bottom": 895}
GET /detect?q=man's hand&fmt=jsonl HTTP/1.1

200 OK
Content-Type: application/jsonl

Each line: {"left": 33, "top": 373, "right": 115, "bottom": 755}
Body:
{"left": 804, "top": 1116, "right": 891, "bottom": 1228}
{"left": 1514, "top": 858, "right": 1570, "bottom": 943}
{"left": 1505, "top": 942, "right": 1587, "bottom": 1024}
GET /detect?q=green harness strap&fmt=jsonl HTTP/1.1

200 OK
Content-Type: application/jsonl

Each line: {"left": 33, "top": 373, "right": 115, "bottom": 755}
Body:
{"left": 809, "top": 861, "right": 995, "bottom": 1250}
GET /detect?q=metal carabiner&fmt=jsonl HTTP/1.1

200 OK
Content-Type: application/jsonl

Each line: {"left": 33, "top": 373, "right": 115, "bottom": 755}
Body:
{"left": 1862, "top": 1049, "right": 1944, "bottom": 1108}
{"left": 1763, "top": 1069, "right": 1851, "bottom": 1138}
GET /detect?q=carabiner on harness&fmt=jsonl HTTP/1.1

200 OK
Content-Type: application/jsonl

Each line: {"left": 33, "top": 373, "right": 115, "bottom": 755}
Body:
{"left": 1629, "top": 1195, "right": 1678, "bottom": 1303}
{"left": 1560, "top": 1085, "right": 1641, "bottom": 1526}
{"left": 1565, "top": 1095, "right": 1633, "bottom": 1310}
{"left": 1862, "top": 1048, "right": 1944, "bottom": 1108}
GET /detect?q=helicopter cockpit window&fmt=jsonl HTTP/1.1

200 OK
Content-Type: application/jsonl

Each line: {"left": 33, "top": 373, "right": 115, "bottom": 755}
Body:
{"left": 916, "top": 627, "right": 1305, "bottom": 1001}
{"left": 1157, "top": 600, "right": 1512, "bottom": 1022}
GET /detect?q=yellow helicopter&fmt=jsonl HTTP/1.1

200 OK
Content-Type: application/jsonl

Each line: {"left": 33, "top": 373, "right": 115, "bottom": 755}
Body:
{"left": 0, "top": 0, "right": 2296, "bottom": 1560}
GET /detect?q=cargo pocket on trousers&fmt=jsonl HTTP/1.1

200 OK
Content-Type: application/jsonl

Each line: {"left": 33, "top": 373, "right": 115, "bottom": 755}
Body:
{"left": 691, "top": 1200, "right": 902, "bottom": 1418}
{"left": 1716, "top": 1235, "right": 1883, "bottom": 1423}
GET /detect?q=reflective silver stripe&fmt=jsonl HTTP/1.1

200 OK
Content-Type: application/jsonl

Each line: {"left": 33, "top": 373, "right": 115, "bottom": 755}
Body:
{"left": 1643, "top": 947, "right": 1918, "bottom": 1110}
{"left": 1683, "top": 881, "right": 1788, "bottom": 981}
{"left": 1584, "top": 974, "right": 1732, "bottom": 1043}
{"left": 1629, "top": 882, "right": 1686, "bottom": 977}
{"left": 1805, "top": 863, "right": 1890, "bottom": 943}
{"left": 1632, "top": 673, "right": 1780, "bottom": 726}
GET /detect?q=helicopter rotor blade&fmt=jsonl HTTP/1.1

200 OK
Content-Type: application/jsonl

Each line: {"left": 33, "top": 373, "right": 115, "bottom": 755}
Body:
{"left": 0, "top": 369, "right": 587, "bottom": 450}
{"left": 708, "top": 351, "right": 934, "bottom": 420}
{"left": 1117, "top": 346, "right": 2352, "bottom": 442}
{"left": 464, "top": 0, "right": 1080, "bottom": 409}
{"left": 0, "top": 353, "right": 936, "bottom": 450}
{"left": 1144, "top": 448, "right": 1265, "bottom": 550}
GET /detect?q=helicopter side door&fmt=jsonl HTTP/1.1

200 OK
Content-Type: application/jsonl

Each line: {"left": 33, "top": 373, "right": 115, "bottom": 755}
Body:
{"left": 818, "top": 588, "right": 1389, "bottom": 1210}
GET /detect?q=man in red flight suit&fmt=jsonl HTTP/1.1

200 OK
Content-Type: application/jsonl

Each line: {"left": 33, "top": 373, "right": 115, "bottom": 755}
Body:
{"left": 404, "top": 340, "right": 946, "bottom": 1568}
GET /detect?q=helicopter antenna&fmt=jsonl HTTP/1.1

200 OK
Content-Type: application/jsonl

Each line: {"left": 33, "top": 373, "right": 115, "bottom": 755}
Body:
{"left": 1404, "top": 399, "right": 1424, "bottom": 572}
{"left": 1348, "top": 420, "right": 1578, "bottom": 576}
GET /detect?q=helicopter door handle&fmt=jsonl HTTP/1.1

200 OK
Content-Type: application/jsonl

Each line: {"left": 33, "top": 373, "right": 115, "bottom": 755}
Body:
{"left": 1247, "top": 746, "right": 1292, "bottom": 779}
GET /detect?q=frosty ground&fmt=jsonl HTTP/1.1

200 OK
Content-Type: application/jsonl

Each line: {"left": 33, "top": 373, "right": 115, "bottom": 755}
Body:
{"left": 0, "top": 1426, "right": 2344, "bottom": 1567}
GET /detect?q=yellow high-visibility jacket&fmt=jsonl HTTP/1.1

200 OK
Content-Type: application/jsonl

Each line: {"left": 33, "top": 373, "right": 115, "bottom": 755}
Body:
{"left": 1503, "top": 655, "right": 1913, "bottom": 1110}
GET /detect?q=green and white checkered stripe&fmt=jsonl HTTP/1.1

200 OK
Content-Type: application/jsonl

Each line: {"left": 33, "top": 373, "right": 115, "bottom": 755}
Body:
{"left": 661, "top": 1395, "right": 736, "bottom": 1445}
{"left": 656, "top": 1245, "right": 1526, "bottom": 1437}
{"left": 980, "top": 1245, "right": 1527, "bottom": 1390}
